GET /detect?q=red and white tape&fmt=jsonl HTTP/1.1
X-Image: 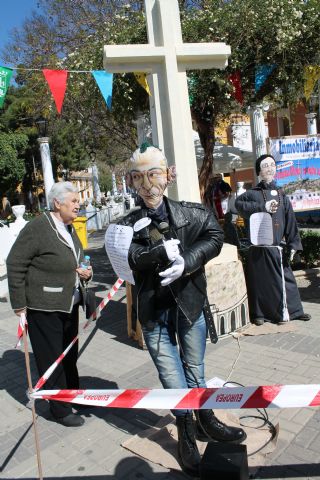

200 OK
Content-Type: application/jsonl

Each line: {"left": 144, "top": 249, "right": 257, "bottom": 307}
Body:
{"left": 16, "top": 279, "right": 124, "bottom": 391}
{"left": 83, "top": 278, "right": 124, "bottom": 329}
{"left": 33, "top": 336, "right": 79, "bottom": 391}
{"left": 30, "top": 384, "right": 320, "bottom": 409}
{"left": 32, "top": 278, "right": 124, "bottom": 391}
{"left": 15, "top": 312, "right": 27, "bottom": 348}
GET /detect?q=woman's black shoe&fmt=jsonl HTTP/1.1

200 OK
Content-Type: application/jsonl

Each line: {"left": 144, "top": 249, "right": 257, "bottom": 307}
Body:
{"left": 54, "top": 413, "right": 85, "bottom": 427}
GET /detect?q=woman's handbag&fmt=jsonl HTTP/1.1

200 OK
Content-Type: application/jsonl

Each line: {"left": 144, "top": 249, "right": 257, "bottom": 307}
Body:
{"left": 85, "top": 288, "right": 96, "bottom": 319}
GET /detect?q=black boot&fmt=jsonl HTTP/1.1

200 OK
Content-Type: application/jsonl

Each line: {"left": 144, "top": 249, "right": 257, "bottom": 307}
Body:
{"left": 195, "top": 409, "right": 247, "bottom": 443}
{"left": 176, "top": 413, "right": 201, "bottom": 477}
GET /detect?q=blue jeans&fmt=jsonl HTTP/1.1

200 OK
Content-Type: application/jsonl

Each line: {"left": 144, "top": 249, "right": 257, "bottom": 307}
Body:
{"left": 142, "top": 308, "right": 207, "bottom": 416}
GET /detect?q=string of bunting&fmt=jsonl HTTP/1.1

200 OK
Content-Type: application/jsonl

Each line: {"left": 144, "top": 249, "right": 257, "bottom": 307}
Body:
{"left": 228, "top": 64, "right": 320, "bottom": 105}
{"left": 0, "top": 63, "right": 319, "bottom": 112}
{"left": 0, "top": 65, "right": 152, "bottom": 113}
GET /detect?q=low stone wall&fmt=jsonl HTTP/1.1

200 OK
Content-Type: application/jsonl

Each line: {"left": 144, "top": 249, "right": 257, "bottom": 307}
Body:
{"left": 205, "top": 244, "right": 250, "bottom": 336}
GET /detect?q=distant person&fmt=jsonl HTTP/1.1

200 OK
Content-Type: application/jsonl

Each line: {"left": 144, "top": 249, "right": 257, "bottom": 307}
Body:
{"left": 1, "top": 195, "right": 11, "bottom": 219}
{"left": 203, "top": 173, "right": 231, "bottom": 219}
{"left": 235, "top": 154, "right": 311, "bottom": 326}
{"left": 7, "top": 182, "right": 92, "bottom": 426}
{"left": 38, "top": 192, "right": 46, "bottom": 209}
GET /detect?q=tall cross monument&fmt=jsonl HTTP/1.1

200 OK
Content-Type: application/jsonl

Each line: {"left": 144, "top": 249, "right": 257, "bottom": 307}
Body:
{"left": 104, "top": 0, "right": 231, "bottom": 202}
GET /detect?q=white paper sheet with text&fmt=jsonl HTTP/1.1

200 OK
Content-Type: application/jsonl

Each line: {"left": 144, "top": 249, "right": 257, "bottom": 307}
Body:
{"left": 105, "top": 224, "right": 135, "bottom": 284}
{"left": 250, "top": 212, "right": 273, "bottom": 245}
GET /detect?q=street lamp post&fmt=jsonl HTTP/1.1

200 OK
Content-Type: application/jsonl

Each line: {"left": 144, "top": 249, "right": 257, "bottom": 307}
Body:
{"left": 305, "top": 94, "right": 318, "bottom": 135}
{"left": 35, "top": 116, "right": 54, "bottom": 209}
{"left": 89, "top": 151, "right": 102, "bottom": 203}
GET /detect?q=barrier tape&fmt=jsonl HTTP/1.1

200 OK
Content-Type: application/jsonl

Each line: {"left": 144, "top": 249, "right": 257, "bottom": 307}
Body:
{"left": 33, "top": 336, "right": 79, "bottom": 391}
{"left": 83, "top": 278, "right": 124, "bottom": 329}
{"left": 15, "top": 312, "right": 27, "bottom": 348}
{"left": 16, "top": 279, "right": 124, "bottom": 391}
{"left": 30, "top": 384, "right": 320, "bottom": 410}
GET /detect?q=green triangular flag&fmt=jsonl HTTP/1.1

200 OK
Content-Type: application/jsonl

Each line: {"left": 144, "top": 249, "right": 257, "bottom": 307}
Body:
{"left": 0, "top": 66, "right": 13, "bottom": 108}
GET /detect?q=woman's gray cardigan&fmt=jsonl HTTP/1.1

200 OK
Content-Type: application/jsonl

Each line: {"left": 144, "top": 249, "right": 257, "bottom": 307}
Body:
{"left": 7, "top": 211, "right": 86, "bottom": 313}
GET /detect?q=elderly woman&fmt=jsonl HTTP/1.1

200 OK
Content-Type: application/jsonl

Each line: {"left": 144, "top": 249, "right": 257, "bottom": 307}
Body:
{"left": 7, "top": 182, "right": 92, "bottom": 427}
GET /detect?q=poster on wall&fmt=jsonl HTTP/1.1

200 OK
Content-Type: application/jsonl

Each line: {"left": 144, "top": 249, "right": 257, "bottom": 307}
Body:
{"left": 268, "top": 135, "right": 320, "bottom": 212}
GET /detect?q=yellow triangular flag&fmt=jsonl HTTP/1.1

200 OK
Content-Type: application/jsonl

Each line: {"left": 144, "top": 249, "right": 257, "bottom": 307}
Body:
{"left": 304, "top": 65, "right": 320, "bottom": 100}
{"left": 134, "top": 72, "right": 151, "bottom": 96}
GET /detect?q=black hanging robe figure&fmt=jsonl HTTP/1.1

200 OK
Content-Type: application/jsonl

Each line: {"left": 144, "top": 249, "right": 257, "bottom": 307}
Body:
{"left": 235, "top": 154, "right": 311, "bottom": 326}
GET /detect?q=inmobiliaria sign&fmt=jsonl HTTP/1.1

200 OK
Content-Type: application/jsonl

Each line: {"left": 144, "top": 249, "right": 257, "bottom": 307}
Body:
{"left": 268, "top": 134, "right": 320, "bottom": 212}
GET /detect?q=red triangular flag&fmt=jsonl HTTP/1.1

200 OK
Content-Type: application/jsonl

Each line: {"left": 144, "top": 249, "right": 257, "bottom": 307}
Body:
{"left": 43, "top": 69, "right": 68, "bottom": 114}
{"left": 229, "top": 71, "right": 243, "bottom": 104}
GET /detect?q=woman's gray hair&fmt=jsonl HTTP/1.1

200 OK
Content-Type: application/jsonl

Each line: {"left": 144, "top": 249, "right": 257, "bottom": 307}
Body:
{"left": 48, "top": 181, "right": 78, "bottom": 210}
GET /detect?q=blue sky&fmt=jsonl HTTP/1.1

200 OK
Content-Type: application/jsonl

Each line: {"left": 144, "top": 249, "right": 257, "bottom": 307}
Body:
{"left": 0, "top": 0, "right": 38, "bottom": 64}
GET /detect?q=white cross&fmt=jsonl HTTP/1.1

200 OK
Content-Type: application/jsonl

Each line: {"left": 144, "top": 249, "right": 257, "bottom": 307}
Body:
{"left": 104, "top": 0, "right": 231, "bottom": 202}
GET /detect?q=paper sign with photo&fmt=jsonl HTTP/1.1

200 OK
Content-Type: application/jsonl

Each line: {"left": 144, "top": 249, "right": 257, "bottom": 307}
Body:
{"left": 250, "top": 212, "right": 273, "bottom": 245}
{"left": 105, "top": 224, "right": 135, "bottom": 284}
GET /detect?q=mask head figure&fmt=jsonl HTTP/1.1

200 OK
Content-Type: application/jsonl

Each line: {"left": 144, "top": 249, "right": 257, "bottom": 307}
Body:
{"left": 256, "top": 154, "right": 276, "bottom": 184}
{"left": 127, "top": 143, "right": 176, "bottom": 209}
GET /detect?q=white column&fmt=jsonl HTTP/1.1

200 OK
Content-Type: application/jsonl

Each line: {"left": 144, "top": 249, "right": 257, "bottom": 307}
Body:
{"left": 122, "top": 176, "right": 127, "bottom": 195}
{"left": 136, "top": 111, "right": 152, "bottom": 144}
{"left": 112, "top": 173, "right": 117, "bottom": 195}
{"left": 249, "top": 105, "right": 267, "bottom": 161}
{"left": 38, "top": 137, "right": 54, "bottom": 208}
{"left": 305, "top": 113, "right": 318, "bottom": 135}
{"left": 91, "top": 163, "right": 102, "bottom": 203}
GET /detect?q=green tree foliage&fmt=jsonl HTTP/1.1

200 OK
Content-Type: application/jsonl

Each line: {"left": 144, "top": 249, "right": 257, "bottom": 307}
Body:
{"left": 1, "top": 0, "right": 319, "bottom": 199}
{"left": 182, "top": 0, "right": 320, "bottom": 196}
{"left": 2, "top": 0, "right": 148, "bottom": 174}
{"left": 0, "top": 131, "right": 28, "bottom": 194}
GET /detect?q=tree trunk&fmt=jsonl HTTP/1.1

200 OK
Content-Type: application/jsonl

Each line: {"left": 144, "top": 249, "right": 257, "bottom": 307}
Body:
{"left": 191, "top": 107, "right": 215, "bottom": 201}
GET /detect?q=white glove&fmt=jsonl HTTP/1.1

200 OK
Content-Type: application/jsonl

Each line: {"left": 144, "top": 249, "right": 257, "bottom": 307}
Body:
{"left": 265, "top": 200, "right": 278, "bottom": 213}
{"left": 290, "top": 249, "right": 296, "bottom": 262}
{"left": 159, "top": 255, "right": 185, "bottom": 286}
{"left": 163, "top": 239, "right": 180, "bottom": 262}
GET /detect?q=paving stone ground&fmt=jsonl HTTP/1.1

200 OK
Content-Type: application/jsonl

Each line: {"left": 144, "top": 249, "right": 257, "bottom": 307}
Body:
{"left": 0, "top": 229, "right": 319, "bottom": 480}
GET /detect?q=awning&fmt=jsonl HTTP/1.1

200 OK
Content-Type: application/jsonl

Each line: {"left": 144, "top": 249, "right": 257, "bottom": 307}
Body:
{"left": 193, "top": 130, "right": 254, "bottom": 173}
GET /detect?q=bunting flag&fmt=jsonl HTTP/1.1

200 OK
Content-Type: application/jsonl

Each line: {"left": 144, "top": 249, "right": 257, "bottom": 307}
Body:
{"left": 43, "top": 69, "right": 68, "bottom": 114}
{"left": 0, "top": 66, "right": 13, "bottom": 108}
{"left": 91, "top": 71, "right": 113, "bottom": 110}
{"left": 134, "top": 72, "right": 151, "bottom": 96}
{"left": 229, "top": 71, "right": 243, "bottom": 104}
{"left": 255, "top": 64, "right": 276, "bottom": 92}
{"left": 304, "top": 65, "right": 320, "bottom": 100}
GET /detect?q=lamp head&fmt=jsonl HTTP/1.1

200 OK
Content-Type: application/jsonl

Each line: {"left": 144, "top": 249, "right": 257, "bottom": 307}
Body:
{"left": 35, "top": 116, "right": 48, "bottom": 137}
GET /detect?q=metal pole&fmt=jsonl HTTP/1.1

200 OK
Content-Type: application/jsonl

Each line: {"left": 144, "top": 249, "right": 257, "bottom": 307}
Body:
{"left": 37, "top": 137, "right": 54, "bottom": 208}
{"left": 32, "top": 155, "right": 41, "bottom": 211}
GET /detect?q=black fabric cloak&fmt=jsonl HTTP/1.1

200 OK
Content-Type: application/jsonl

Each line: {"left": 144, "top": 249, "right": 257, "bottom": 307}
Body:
{"left": 235, "top": 181, "right": 304, "bottom": 323}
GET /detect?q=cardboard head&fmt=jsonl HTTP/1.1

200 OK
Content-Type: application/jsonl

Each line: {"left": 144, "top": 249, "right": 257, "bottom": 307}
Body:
{"left": 256, "top": 154, "right": 276, "bottom": 183}
{"left": 127, "top": 144, "right": 176, "bottom": 208}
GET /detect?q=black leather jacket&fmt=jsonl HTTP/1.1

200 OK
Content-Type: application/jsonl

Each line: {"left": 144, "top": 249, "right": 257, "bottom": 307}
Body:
{"left": 121, "top": 196, "right": 224, "bottom": 328}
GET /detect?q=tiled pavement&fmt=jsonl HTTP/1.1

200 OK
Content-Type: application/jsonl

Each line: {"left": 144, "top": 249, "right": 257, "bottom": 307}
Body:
{"left": 0, "top": 230, "right": 319, "bottom": 479}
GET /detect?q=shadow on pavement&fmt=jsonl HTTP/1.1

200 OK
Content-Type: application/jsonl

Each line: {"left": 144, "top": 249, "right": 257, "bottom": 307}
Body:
{"left": 0, "top": 457, "right": 185, "bottom": 479}
{"left": 86, "top": 244, "right": 117, "bottom": 287}
{"left": 253, "top": 462, "right": 320, "bottom": 478}
{"left": 1, "top": 349, "right": 155, "bottom": 431}
{"left": 297, "top": 272, "right": 320, "bottom": 303}
{"left": 78, "top": 302, "right": 141, "bottom": 353}
{"left": 2, "top": 459, "right": 320, "bottom": 479}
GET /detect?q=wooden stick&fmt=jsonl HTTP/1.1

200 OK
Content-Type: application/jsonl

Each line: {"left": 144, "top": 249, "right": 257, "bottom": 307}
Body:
{"left": 126, "top": 282, "right": 133, "bottom": 337}
{"left": 22, "top": 326, "right": 44, "bottom": 480}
